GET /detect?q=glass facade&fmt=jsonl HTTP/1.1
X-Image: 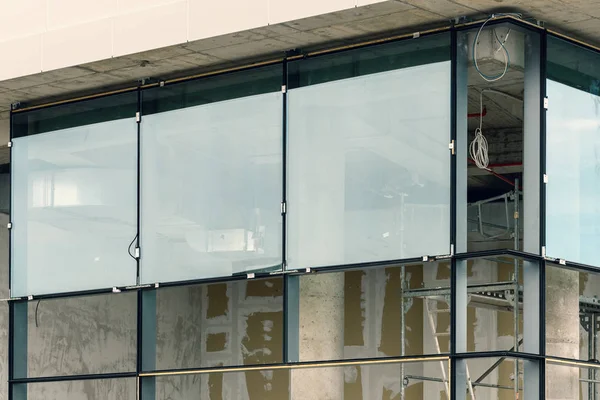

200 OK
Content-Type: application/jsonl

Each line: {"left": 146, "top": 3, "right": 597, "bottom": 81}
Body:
{"left": 6, "top": 18, "right": 600, "bottom": 400}
{"left": 287, "top": 50, "right": 451, "bottom": 268}
{"left": 11, "top": 94, "right": 138, "bottom": 296}
{"left": 140, "top": 67, "right": 283, "bottom": 284}
{"left": 546, "top": 36, "right": 600, "bottom": 267}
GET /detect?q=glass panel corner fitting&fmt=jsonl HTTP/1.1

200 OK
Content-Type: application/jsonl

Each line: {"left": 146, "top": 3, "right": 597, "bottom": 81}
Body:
{"left": 546, "top": 36, "right": 600, "bottom": 267}
{"left": 140, "top": 66, "right": 283, "bottom": 284}
{"left": 286, "top": 34, "right": 452, "bottom": 270}
{"left": 10, "top": 92, "right": 138, "bottom": 296}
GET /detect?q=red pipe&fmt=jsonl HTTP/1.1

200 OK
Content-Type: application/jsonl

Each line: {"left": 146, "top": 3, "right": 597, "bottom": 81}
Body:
{"left": 468, "top": 158, "right": 522, "bottom": 190}
{"left": 468, "top": 107, "right": 487, "bottom": 118}
{"left": 486, "top": 162, "right": 522, "bottom": 168}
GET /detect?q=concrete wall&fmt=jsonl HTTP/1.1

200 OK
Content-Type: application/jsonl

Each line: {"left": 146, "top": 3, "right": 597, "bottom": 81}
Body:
{"left": 0, "top": 0, "right": 387, "bottom": 82}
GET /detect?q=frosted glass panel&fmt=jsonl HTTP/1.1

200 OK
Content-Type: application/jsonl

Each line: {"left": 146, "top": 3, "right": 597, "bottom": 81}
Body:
{"left": 11, "top": 118, "right": 138, "bottom": 296}
{"left": 546, "top": 79, "right": 600, "bottom": 266}
{"left": 287, "top": 61, "right": 451, "bottom": 269}
{"left": 140, "top": 92, "right": 282, "bottom": 284}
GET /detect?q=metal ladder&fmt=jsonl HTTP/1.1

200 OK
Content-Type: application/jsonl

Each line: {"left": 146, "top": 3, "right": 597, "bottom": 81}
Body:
{"left": 425, "top": 299, "right": 476, "bottom": 400}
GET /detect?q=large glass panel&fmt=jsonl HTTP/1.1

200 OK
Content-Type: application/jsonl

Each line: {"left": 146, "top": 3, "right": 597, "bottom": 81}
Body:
{"left": 298, "top": 262, "right": 450, "bottom": 362}
{"left": 153, "top": 359, "right": 446, "bottom": 400}
{"left": 546, "top": 262, "right": 600, "bottom": 362}
{"left": 546, "top": 36, "right": 600, "bottom": 266}
{"left": 464, "top": 356, "right": 525, "bottom": 399}
{"left": 287, "top": 34, "right": 451, "bottom": 270}
{"left": 155, "top": 369, "right": 285, "bottom": 399}
{"left": 28, "top": 292, "right": 136, "bottom": 377}
{"left": 465, "top": 256, "right": 524, "bottom": 353}
{"left": 546, "top": 360, "right": 600, "bottom": 399}
{"left": 140, "top": 66, "right": 283, "bottom": 284}
{"left": 154, "top": 277, "right": 283, "bottom": 370}
{"left": 11, "top": 93, "right": 138, "bottom": 296}
{"left": 26, "top": 378, "right": 136, "bottom": 400}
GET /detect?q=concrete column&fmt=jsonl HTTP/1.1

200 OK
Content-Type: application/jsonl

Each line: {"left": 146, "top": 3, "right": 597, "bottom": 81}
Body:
{"left": 545, "top": 267, "right": 579, "bottom": 399}
{"left": 289, "top": 86, "right": 346, "bottom": 398}
{"left": 292, "top": 273, "right": 345, "bottom": 400}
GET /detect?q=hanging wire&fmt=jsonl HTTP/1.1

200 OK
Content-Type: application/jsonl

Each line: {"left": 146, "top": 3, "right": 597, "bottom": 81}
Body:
{"left": 469, "top": 90, "right": 489, "bottom": 169}
{"left": 472, "top": 13, "right": 522, "bottom": 82}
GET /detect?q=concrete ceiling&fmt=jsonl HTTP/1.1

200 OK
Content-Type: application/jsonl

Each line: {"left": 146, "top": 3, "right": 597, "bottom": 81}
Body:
{"left": 0, "top": 0, "right": 599, "bottom": 151}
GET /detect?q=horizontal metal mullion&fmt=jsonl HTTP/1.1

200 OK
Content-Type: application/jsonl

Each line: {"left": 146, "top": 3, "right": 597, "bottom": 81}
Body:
{"left": 10, "top": 371, "right": 137, "bottom": 384}
{"left": 452, "top": 351, "right": 543, "bottom": 361}
{"left": 140, "top": 354, "right": 450, "bottom": 377}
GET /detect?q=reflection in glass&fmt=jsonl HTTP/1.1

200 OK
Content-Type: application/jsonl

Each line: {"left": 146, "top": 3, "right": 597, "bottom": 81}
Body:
{"left": 298, "top": 262, "right": 450, "bottom": 362}
{"left": 465, "top": 256, "right": 523, "bottom": 353}
{"left": 465, "top": 357, "right": 524, "bottom": 399}
{"left": 11, "top": 118, "right": 138, "bottom": 296}
{"left": 28, "top": 292, "right": 136, "bottom": 377}
{"left": 287, "top": 62, "right": 451, "bottom": 269}
{"left": 546, "top": 361, "right": 600, "bottom": 399}
{"left": 154, "top": 359, "right": 446, "bottom": 400}
{"left": 546, "top": 263, "right": 600, "bottom": 362}
{"left": 27, "top": 378, "right": 136, "bottom": 400}
{"left": 140, "top": 92, "right": 282, "bottom": 284}
{"left": 155, "top": 277, "right": 283, "bottom": 370}
{"left": 546, "top": 80, "right": 600, "bottom": 266}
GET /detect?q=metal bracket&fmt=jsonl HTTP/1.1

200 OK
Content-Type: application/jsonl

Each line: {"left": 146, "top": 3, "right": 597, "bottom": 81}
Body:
{"left": 543, "top": 174, "right": 548, "bottom": 183}
{"left": 247, "top": 272, "right": 256, "bottom": 279}
{"left": 136, "top": 112, "right": 141, "bottom": 123}
{"left": 412, "top": 32, "right": 420, "bottom": 39}
{"left": 7, "top": 141, "right": 12, "bottom": 148}
{"left": 543, "top": 97, "right": 549, "bottom": 109}
{"left": 281, "top": 201, "right": 287, "bottom": 214}
{"left": 449, "top": 140, "right": 455, "bottom": 155}
{"left": 7, "top": 222, "right": 12, "bottom": 229}
{"left": 281, "top": 85, "right": 287, "bottom": 93}
{"left": 134, "top": 247, "right": 140, "bottom": 259}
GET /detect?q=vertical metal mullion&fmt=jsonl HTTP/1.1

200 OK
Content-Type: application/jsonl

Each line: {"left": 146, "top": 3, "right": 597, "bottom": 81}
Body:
{"left": 135, "top": 87, "right": 142, "bottom": 285}
{"left": 452, "top": 25, "right": 469, "bottom": 400}
{"left": 9, "top": 301, "right": 27, "bottom": 400}
{"left": 8, "top": 109, "right": 13, "bottom": 297}
{"left": 523, "top": 25, "right": 544, "bottom": 400}
{"left": 282, "top": 58, "right": 300, "bottom": 367}
{"left": 138, "top": 289, "right": 156, "bottom": 400}
{"left": 282, "top": 58, "right": 288, "bottom": 270}
{"left": 538, "top": 29, "right": 548, "bottom": 400}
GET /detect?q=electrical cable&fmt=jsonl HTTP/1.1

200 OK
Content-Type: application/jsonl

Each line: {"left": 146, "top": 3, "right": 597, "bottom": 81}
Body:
{"left": 127, "top": 234, "right": 138, "bottom": 260}
{"left": 469, "top": 90, "right": 489, "bottom": 169}
{"left": 35, "top": 299, "right": 41, "bottom": 328}
{"left": 472, "top": 13, "right": 522, "bottom": 82}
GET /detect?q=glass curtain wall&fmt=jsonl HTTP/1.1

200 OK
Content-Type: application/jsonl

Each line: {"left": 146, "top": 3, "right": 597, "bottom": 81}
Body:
{"left": 140, "top": 66, "right": 283, "bottom": 284}
{"left": 286, "top": 34, "right": 451, "bottom": 270}
{"left": 10, "top": 93, "right": 139, "bottom": 296}
{"left": 546, "top": 36, "right": 600, "bottom": 267}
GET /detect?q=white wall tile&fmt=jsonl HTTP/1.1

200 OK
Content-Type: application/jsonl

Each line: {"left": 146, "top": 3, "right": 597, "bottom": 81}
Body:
{"left": 117, "top": 0, "right": 181, "bottom": 14}
{"left": 188, "top": 0, "right": 269, "bottom": 41}
{"left": 0, "top": 0, "right": 46, "bottom": 43}
{"left": 47, "top": 0, "right": 117, "bottom": 29}
{"left": 269, "top": 0, "right": 355, "bottom": 24}
{"left": 0, "top": 35, "right": 42, "bottom": 81}
{"left": 43, "top": 19, "right": 113, "bottom": 71}
{"left": 113, "top": 1, "right": 187, "bottom": 57}
{"left": 356, "top": 0, "right": 388, "bottom": 5}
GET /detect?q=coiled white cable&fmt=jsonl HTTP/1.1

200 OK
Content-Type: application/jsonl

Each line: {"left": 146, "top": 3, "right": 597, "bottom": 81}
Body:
{"left": 469, "top": 90, "right": 489, "bottom": 169}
